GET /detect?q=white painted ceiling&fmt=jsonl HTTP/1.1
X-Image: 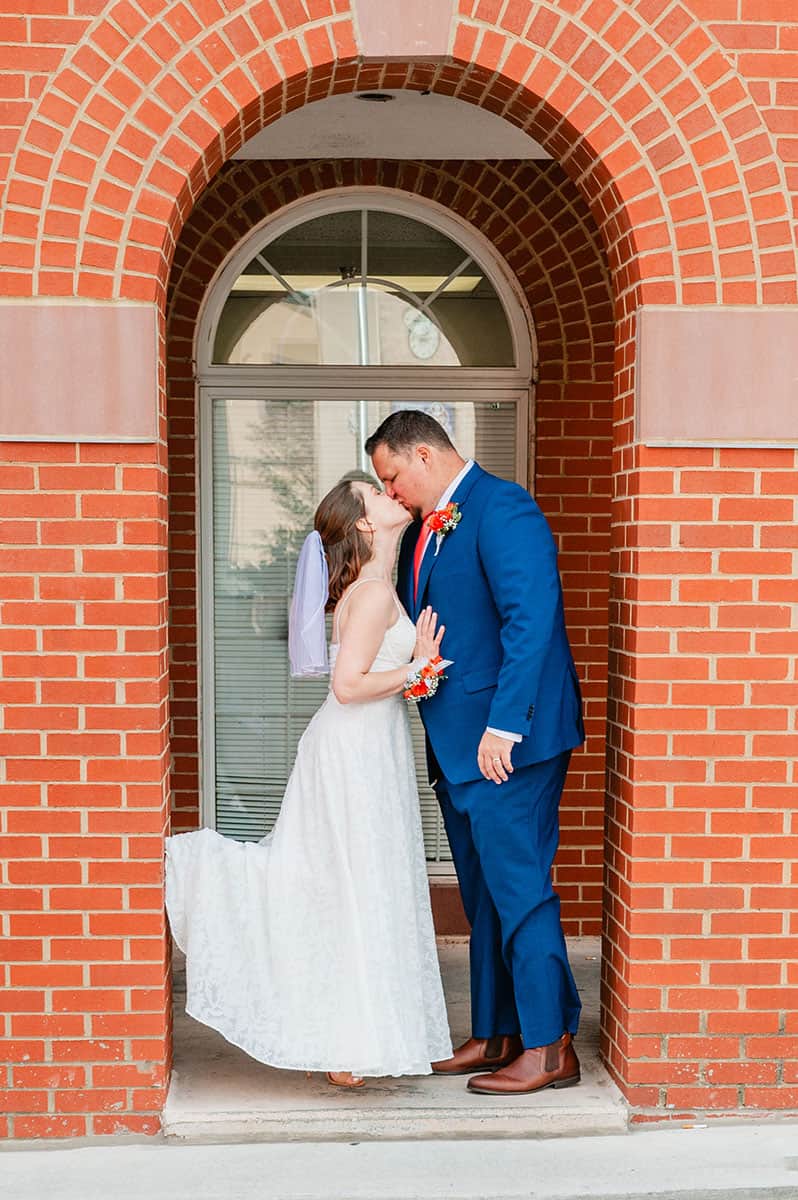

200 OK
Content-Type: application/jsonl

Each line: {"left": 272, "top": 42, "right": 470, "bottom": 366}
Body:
{"left": 234, "top": 90, "right": 550, "bottom": 160}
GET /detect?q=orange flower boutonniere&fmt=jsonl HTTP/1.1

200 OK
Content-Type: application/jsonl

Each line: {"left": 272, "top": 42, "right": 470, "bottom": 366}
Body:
{"left": 426, "top": 501, "right": 462, "bottom": 556}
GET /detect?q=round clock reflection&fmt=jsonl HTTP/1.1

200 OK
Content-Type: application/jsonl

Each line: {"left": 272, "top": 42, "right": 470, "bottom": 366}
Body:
{"left": 405, "top": 313, "right": 440, "bottom": 360}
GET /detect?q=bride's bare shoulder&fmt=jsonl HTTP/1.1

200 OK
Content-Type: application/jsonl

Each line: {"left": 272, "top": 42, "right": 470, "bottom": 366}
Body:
{"left": 335, "top": 577, "right": 395, "bottom": 636}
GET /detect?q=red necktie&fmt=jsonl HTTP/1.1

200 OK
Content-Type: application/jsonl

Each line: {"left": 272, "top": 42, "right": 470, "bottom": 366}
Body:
{"left": 413, "top": 515, "right": 433, "bottom": 602}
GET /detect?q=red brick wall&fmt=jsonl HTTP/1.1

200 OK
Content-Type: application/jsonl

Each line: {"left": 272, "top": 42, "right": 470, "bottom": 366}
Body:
{"left": 604, "top": 287, "right": 798, "bottom": 1113}
{"left": 165, "top": 157, "right": 614, "bottom": 936}
{"left": 0, "top": 443, "right": 171, "bottom": 1138}
{"left": 605, "top": 436, "right": 798, "bottom": 1116}
{"left": 1, "top": 0, "right": 797, "bottom": 1134}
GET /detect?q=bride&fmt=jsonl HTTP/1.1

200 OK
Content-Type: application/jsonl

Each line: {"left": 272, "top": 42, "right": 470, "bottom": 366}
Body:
{"left": 165, "top": 476, "right": 453, "bottom": 1087}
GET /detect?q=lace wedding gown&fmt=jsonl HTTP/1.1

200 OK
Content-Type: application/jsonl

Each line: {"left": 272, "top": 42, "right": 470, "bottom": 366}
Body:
{"left": 165, "top": 584, "right": 453, "bottom": 1077}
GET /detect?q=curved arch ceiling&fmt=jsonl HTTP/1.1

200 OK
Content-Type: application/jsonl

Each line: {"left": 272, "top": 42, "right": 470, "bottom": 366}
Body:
{"left": 234, "top": 91, "right": 551, "bottom": 161}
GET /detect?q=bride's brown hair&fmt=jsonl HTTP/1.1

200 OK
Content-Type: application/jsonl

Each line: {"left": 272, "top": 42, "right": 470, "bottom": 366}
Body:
{"left": 314, "top": 477, "right": 375, "bottom": 610}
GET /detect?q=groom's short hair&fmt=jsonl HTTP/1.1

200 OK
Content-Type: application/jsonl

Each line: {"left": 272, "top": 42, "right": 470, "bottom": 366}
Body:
{"left": 365, "top": 410, "right": 455, "bottom": 456}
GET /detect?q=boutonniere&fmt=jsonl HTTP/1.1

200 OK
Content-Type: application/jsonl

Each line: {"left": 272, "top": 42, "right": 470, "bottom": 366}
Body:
{"left": 427, "top": 501, "right": 462, "bottom": 556}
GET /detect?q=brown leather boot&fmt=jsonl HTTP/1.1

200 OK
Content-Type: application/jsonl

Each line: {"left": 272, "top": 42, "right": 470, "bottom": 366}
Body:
{"left": 432, "top": 1034, "right": 523, "bottom": 1076}
{"left": 466, "top": 1032, "right": 580, "bottom": 1094}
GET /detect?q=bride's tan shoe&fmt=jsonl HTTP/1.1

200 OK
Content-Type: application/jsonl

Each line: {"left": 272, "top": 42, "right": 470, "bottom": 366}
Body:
{"left": 325, "top": 1070, "right": 366, "bottom": 1088}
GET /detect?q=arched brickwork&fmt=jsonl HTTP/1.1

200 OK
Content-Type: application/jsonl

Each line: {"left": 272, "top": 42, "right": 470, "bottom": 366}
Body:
{"left": 165, "top": 156, "right": 614, "bottom": 935}
{"left": 1, "top": 1, "right": 795, "bottom": 309}
{"left": 2, "top": 2, "right": 798, "bottom": 1135}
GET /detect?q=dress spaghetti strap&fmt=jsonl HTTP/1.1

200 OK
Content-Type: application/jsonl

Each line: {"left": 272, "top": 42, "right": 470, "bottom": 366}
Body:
{"left": 332, "top": 577, "right": 401, "bottom": 644}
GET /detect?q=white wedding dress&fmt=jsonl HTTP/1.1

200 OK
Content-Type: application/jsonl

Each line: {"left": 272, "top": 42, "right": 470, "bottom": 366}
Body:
{"left": 165, "top": 582, "right": 453, "bottom": 1077}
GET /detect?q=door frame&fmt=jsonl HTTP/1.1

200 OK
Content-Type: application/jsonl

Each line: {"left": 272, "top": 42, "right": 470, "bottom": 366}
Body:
{"left": 197, "top": 381, "right": 531, "bottom": 843}
{"left": 193, "top": 187, "right": 537, "bottom": 861}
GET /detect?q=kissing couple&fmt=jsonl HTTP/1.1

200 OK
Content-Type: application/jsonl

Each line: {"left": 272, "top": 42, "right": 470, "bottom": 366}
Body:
{"left": 166, "top": 409, "right": 584, "bottom": 1094}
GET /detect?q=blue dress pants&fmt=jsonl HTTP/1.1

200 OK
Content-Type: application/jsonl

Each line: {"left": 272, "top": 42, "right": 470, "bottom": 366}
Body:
{"left": 436, "top": 750, "right": 581, "bottom": 1048}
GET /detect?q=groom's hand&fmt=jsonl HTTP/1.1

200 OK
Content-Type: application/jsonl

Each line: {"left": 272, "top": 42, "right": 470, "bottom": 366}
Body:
{"left": 478, "top": 731, "right": 514, "bottom": 785}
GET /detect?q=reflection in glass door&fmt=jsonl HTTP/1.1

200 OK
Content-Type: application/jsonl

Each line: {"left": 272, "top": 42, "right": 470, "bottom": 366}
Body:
{"left": 203, "top": 392, "right": 527, "bottom": 867}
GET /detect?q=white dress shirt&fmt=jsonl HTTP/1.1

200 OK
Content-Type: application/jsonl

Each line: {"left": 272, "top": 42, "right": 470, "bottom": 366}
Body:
{"left": 425, "top": 460, "right": 522, "bottom": 746}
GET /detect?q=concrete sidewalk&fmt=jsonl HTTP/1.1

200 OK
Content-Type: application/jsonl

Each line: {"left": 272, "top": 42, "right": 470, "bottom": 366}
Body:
{"left": 2, "top": 1122, "right": 797, "bottom": 1200}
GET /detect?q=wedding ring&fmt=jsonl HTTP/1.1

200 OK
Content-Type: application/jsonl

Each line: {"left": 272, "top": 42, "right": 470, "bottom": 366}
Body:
{"left": 491, "top": 755, "right": 501, "bottom": 763}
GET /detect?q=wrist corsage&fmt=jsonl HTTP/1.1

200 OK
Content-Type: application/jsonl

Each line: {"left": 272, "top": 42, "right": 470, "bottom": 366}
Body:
{"left": 427, "top": 501, "right": 462, "bottom": 556}
{"left": 403, "top": 656, "right": 452, "bottom": 703}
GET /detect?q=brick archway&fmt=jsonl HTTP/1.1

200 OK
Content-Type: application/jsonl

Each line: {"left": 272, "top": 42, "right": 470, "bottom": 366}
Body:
{"left": 2, "top": 2, "right": 795, "bottom": 308}
{"left": 165, "top": 157, "right": 615, "bottom": 936}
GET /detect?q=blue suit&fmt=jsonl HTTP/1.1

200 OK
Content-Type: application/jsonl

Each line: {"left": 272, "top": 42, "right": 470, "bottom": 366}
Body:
{"left": 398, "top": 463, "right": 583, "bottom": 1047}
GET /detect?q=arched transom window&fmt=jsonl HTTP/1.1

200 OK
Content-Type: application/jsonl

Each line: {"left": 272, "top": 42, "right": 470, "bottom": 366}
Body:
{"left": 211, "top": 207, "right": 517, "bottom": 368}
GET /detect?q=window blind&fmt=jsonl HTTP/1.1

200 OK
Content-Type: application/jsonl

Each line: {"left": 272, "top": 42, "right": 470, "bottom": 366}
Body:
{"left": 209, "top": 394, "right": 522, "bottom": 862}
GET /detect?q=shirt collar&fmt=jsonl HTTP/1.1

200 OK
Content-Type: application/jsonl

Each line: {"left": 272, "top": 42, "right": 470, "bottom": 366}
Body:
{"left": 433, "top": 459, "right": 474, "bottom": 513}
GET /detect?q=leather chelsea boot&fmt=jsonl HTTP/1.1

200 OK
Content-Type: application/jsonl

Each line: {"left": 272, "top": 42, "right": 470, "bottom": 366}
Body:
{"left": 432, "top": 1034, "right": 523, "bottom": 1076}
{"left": 466, "top": 1032, "right": 580, "bottom": 1095}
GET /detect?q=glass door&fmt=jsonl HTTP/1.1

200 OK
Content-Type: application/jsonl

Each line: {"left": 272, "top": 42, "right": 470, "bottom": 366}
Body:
{"left": 201, "top": 388, "right": 528, "bottom": 868}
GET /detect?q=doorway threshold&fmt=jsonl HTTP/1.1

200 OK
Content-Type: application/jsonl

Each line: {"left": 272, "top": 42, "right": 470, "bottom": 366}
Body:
{"left": 163, "top": 937, "right": 627, "bottom": 1142}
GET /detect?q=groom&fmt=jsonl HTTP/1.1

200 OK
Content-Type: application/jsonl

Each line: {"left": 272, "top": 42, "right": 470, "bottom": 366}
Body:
{"left": 366, "top": 410, "right": 584, "bottom": 1095}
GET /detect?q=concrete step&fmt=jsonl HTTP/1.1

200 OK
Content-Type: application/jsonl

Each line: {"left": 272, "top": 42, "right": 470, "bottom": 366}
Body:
{"left": 163, "top": 937, "right": 628, "bottom": 1142}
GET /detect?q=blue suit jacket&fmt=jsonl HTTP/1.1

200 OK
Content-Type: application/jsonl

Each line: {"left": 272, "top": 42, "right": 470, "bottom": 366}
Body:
{"left": 397, "top": 464, "right": 584, "bottom": 786}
